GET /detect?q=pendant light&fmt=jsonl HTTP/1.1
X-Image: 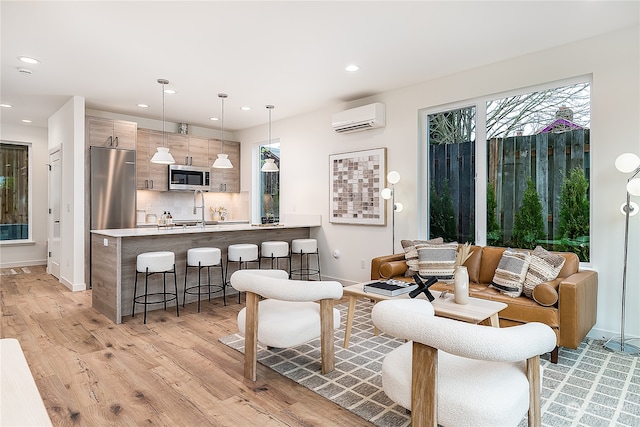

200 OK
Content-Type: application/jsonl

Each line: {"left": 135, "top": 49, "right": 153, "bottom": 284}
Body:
{"left": 150, "top": 79, "right": 176, "bottom": 164}
{"left": 212, "top": 93, "right": 233, "bottom": 169}
{"left": 261, "top": 104, "right": 279, "bottom": 172}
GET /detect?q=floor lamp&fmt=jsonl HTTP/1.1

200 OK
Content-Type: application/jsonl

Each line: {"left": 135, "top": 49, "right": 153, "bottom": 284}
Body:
{"left": 381, "top": 171, "right": 403, "bottom": 254}
{"left": 605, "top": 152, "right": 640, "bottom": 355}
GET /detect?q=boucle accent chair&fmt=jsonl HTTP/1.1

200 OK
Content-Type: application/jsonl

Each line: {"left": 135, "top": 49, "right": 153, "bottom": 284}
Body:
{"left": 372, "top": 299, "right": 556, "bottom": 427}
{"left": 232, "top": 269, "right": 343, "bottom": 381}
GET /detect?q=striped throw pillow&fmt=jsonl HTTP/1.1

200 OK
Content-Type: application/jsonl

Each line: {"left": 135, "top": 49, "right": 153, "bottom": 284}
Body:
{"left": 416, "top": 242, "right": 458, "bottom": 281}
{"left": 491, "top": 249, "right": 531, "bottom": 298}
{"left": 523, "top": 246, "right": 566, "bottom": 299}
{"left": 401, "top": 237, "right": 444, "bottom": 276}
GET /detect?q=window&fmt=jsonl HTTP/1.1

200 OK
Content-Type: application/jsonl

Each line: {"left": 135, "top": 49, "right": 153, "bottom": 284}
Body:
{"left": 422, "top": 79, "right": 591, "bottom": 261}
{"left": 0, "top": 142, "right": 30, "bottom": 241}
{"left": 259, "top": 141, "right": 280, "bottom": 223}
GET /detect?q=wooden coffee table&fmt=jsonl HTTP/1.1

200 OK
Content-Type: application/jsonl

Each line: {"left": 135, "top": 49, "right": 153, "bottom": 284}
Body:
{"left": 342, "top": 281, "right": 507, "bottom": 348}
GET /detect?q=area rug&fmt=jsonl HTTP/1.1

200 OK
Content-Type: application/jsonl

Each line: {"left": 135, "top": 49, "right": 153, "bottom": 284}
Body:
{"left": 220, "top": 300, "right": 640, "bottom": 427}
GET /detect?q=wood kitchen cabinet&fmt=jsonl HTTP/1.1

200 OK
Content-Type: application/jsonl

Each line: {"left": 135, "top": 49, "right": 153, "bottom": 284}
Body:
{"left": 86, "top": 116, "right": 136, "bottom": 150}
{"left": 136, "top": 129, "right": 168, "bottom": 191}
{"left": 209, "top": 139, "right": 240, "bottom": 192}
{"left": 188, "top": 137, "right": 210, "bottom": 167}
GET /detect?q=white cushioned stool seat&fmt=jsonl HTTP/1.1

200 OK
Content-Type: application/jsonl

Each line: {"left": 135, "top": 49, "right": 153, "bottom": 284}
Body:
{"left": 291, "top": 238, "right": 317, "bottom": 254}
{"left": 137, "top": 251, "right": 174, "bottom": 272}
{"left": 228, "top": 244, "right": 259, "bottom": 262}
{"left": 238, "top": 299, "right": 340, "bottom": 348}
{"left": 187, "top": 247, "right": 221, "bottom": 266}
{"left": 261, "top": 241, "right": 289, "bottom": 258}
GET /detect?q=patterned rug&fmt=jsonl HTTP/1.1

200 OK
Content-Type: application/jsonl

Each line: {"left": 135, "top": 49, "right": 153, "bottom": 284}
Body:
{"left": 220, "top": 300, "right": 640, "bottom": 427}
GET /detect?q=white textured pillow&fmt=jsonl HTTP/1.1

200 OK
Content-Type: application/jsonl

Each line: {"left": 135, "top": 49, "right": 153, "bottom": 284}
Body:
{"left": 491, "top": 249, "right": 531, "bottom": 298}
{"left": 416, "top": 242, "right": 458, "bottom": 280}
{"left": 401, "top": 237, "right": 444, "bottom": 276}
{"left": 523, "top": 246, "right": 565, "bottom": 299}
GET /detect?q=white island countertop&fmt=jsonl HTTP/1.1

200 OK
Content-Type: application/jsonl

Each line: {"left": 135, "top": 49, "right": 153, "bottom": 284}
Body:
{"left": 91, "top": 222, "right": 319, "bottom": 238}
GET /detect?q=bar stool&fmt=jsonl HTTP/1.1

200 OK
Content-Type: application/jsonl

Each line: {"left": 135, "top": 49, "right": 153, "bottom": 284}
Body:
{"left": 260, "top": 241, "right": 291, "bottom": 272}
{"left": 183, "top": 247, "right": 224, "bottom": 313}
{"left": 226, "top": 243, "right": 259, "bottom": 304}
{"left": 132, "top": 251, "right": 179, "bottom": 324}
{"left": 290, "top": 238, "right": 321, "bottom": 281}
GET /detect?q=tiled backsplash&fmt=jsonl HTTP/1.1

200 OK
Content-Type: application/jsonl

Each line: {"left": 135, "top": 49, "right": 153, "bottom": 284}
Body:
{"left": 136, "top": 190, "right": 250, "bottom": 223}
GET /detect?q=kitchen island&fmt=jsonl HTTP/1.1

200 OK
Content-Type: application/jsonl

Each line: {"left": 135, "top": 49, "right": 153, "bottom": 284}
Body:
{"left": 90, "top": 222, "right": 318, "bottom": 323}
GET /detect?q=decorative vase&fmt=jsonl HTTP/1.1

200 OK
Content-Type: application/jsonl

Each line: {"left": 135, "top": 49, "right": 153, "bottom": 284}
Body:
{"left": 212, "top": 213, "right": 220, "bottom": 221}
{"left": 454, "top": 266, "right": 469, "bottom": 305}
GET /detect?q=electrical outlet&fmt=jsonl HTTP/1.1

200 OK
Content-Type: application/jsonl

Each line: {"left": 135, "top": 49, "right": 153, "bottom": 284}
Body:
{"left": 103, "top": 238, "right": 108, "bottom": 247}
{"left": 360, "top": 259, "right": 366, "bottom": 269}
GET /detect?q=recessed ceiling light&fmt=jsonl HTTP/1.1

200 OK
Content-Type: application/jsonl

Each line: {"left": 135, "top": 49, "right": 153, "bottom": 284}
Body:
{"left": 137, "top": 104, "right": 149, "bottom": 108}
{"left": 209, "top": 117, "right": 219, "bottom": 121}
{"left": 21, "top": 119, "right": 32, "bottom": 123}
{"left": 164, "top": 89, "right": 176, "bottom": 94}
{"left": 18, "top": 56, "right": 39, "bottom": 64}
{"left": 0, "top": 103, "right": 12, "bottom": 108}
{"left": 240, "top": 106, "right": 251, "bottom": 111}
{"left": 345, "top": 64, "right": 359, "bottom": 72}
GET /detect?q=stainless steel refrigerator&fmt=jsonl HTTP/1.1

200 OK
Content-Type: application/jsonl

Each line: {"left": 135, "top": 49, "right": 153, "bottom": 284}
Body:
{"left": 90, "top": 146, "right": 136, "bottom": 230}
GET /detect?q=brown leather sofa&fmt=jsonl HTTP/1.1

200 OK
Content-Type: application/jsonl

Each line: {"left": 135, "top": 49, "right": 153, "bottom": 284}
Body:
{"left": 371, "top": 246, "right": 598, "bottom": 363}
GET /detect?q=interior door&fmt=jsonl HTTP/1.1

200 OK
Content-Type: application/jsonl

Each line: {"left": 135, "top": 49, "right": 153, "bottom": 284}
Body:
{"left": 48, "top": 147, "right": 61, "bottom": 278}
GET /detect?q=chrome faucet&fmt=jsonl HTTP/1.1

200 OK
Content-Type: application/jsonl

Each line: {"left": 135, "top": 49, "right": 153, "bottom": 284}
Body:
{"left": 193, "top": 189, "right": 205, "bottom": 228}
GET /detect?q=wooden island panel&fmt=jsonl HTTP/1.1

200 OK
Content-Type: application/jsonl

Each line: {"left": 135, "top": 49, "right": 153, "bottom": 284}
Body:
{"left": 91, "top": 226, "right": 311, "bottom": 323}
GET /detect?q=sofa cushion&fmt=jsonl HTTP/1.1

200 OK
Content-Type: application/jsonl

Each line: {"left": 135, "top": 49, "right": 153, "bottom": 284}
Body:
{"left": 417, "top": 242, "right": 458, "bottom": 280}
{"left": 401, "top": 237, "right": 444, "bottom": 276}
{"left": 523, "top": 246, "right": 566, "bottom": 299}
{"left": 532, "top": 281, "right": 560, "bottom": 307}
{"left": 491, "top": 249, "right": 531, "bottom": 297}
{"left": 379, "top": 260, "right": 409, "bottom": 279}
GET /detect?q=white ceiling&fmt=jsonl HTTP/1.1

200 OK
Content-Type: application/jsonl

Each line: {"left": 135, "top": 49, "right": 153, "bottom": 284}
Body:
{"left": 1, "top": 1, "right": 638, "bottom": 131}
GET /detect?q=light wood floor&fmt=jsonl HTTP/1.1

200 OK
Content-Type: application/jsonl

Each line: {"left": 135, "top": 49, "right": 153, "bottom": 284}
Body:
{"left": 0, "top": 266, "right": 371, "bottom": 426}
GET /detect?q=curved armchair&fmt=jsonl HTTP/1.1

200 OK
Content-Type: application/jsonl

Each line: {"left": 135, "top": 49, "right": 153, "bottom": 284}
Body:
{"left": 371, "top": 299, "right": 556, "bottom": 427}
{"left": 231, "top": 269, "right": 343, "bottom": 381}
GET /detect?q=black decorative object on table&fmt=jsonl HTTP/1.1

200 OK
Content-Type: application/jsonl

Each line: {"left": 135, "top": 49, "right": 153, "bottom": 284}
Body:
{"left": 409, "top": 274, "right": 438, "bottom": 301}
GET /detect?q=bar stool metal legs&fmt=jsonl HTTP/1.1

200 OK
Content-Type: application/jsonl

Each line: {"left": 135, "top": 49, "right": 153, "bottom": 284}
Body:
{"left": 225, "top": 244, "right": 259, "bottom": 304}
{"left": 290, "top": 239, "right": 321, "bottom": 280}
{"left": 183, "top": 247, "right": 224, "bottom": 313}
{"left": 260, "top": 241, "right": 291, "bottom": 273}
{"left": 132, "top": 251, "right": 179, "bottom": 324}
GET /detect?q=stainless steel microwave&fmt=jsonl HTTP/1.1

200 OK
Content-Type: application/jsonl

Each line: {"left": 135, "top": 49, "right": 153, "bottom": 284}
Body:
{"left": 168, "top": 165, "right": 210, "bottom": 191}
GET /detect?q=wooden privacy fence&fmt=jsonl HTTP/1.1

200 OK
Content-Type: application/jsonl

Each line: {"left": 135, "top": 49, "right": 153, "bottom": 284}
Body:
{"left": 429, "top": 129, "right": 590, "bottom": 244}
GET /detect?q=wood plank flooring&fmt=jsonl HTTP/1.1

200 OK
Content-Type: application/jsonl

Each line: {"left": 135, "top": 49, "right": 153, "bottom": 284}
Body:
{"left": 0, "top": 266, "right": 371, "bottom": 426}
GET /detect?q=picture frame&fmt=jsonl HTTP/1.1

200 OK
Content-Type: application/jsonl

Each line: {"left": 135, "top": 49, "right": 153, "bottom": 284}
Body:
{"left": 329, "top": 148, "right": 386, "bottom": 225}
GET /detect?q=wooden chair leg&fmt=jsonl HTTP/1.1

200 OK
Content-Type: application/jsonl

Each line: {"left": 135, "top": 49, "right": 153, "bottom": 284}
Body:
{"left": 550, "top": 346, "right": 558, "bottom": 364}
{"left": 527, "top": 355, "right": 542, "bottom": 427}
{"left": 319, "top": 299, "right": 335, "bottom": 374}
{"left": 412, "top": 342, "right": 438, "bottom": 427}
{"left": 244, "top": 291, "right": 259, "bottom": 381}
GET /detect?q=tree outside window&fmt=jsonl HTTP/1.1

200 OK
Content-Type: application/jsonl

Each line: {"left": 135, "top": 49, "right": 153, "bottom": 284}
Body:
{"left": 0, "top": 142, "right": 29, "bottom": 241}
{"left": 260, "top": 143, "right": 280, "bottom": 223}
{"left": 425, "top": 81, "right": 591, "bottom": 261}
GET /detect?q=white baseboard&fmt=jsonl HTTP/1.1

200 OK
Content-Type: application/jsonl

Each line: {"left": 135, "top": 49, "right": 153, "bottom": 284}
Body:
{"left": 0, "top": 259, "right": 46, "bottom": 269}
{"left": 59, "top": 276, "right": 87, "bottom": 292}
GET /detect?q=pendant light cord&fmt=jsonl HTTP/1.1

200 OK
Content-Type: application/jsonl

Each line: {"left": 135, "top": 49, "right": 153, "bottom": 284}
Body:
{"left": 219, "top": 93, "right": 227, "bottom": 154}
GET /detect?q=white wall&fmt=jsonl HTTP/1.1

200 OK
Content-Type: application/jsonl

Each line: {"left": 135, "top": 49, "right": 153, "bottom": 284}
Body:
{"left": 0, "top": 124, "right": 48, "bottom": 267}
{"left": 48, "top": 96, "right": 86, "bottom": 291}
{"left": 238, "top": 26, "right": 640, "bottom": 340}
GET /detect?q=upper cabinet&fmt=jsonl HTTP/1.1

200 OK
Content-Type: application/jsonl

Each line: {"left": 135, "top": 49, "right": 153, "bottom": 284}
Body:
{"left": 136, "top": 129, "right": 168, "bottom": 191}
{"left": 87, "top": 116, "right": 136, "bottom": 150}
{"left": 209, "top": 139, "right": 240, "bottom": 192}
{"left": 187, "top": 137, "right": 210, "bottom": 167}
{"left": 135, "top": 129, "right": 240, "bottom": 192}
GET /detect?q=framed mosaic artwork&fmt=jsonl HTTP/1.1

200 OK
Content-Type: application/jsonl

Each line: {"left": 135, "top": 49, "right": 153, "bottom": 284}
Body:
{"left": 329, "top": 148, "right": 386, "bottom": 225}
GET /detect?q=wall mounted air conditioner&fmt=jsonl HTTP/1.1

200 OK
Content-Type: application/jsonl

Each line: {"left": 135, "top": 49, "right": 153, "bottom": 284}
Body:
{"left": 331, "top": 102, "right": 385, "bottom": 133}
